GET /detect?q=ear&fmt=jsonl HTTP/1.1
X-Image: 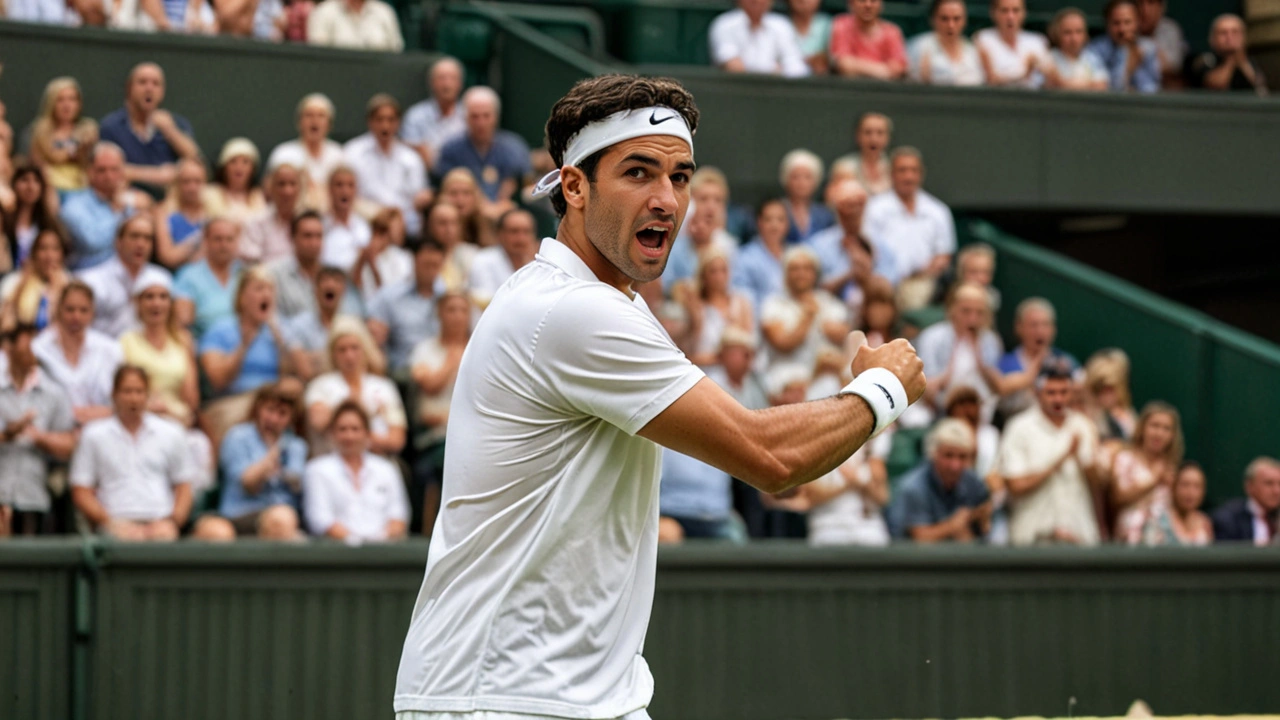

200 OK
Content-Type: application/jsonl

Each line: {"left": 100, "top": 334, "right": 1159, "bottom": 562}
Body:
{"left": 560, "top": 166, "right": 589, "bottom": 211}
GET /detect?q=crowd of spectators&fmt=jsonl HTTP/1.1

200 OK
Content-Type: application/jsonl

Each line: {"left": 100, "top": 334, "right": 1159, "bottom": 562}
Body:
{"left": 0, "top": 54, "right": 1276, "bottom": 549}
{"left": 711, "top": 0, "right": 1268, "bottom": 95}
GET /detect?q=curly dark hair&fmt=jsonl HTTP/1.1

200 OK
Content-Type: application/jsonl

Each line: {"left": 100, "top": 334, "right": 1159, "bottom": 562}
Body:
{"left": 544, "top": 74, "right": 700, "bottom": 218}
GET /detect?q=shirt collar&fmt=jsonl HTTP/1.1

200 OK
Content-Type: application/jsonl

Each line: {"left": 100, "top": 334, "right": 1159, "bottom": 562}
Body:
{"left": 536, "top": 237, "right": 604, "bottom": 284}
{"left": 0, "top": 365, "right": 44, "bottom": 393}
{"left": 1247, "top": 498, "right": 1266, "bottom": 519}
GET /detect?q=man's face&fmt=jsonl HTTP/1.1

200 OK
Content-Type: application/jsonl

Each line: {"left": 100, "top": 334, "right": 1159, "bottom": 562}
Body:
{"left": 369, "top": 106, "right": 400, "bottom": 144}
{"left": 498, "top": 212, "right": 537, "bottom": 258}
{"left": 992, "top": 0, "right": 1025, "bottom": 32}
{"left": 691, "top": 182, "right": 727, "bottom": 213}
{"left": 857, "top": 117, "right": 889, "bottom": 154}
{"left": 113, "top": 373, "right": 149, "bottom": 416}
{"left": 58, "top": 291, "right": 93, "bottom": 335}
{"left": 952, "top": 295, "right": 986, "bottom": 333}
{"left": 330, "top": 411, "right": 368, "bottom": 456}
{"left": 316, "top": 275, "right": 345, "bottom": 313}
{"left": 1136, "top": 0, "right": 1164, "bottom": 35}
{"left": 852, "top": 0, "right": 882, "bottom": 24}
{"left": 1037, "top": 378, "right": 1073, "bottom": 421}
{"left": 270, "top": 167, "right": 301, "bottom": 210}
{"left": 176, "top": 162, "right": 206, "bottom": 204}
{"left": 205, "top": 220, "right": 239, "bottom": 268}
{"left": 933, "top": 444, "right": 974, "bottom": 487}
{"left": 1211, "top": 17, "right": 1245, "bottom": 55}
{"left": 299, "top": 104, "right": 332, "bottom": 143}
{"left": 891, "top": 156, "right": 923, "bottom": 198}
{"left": 127, "top": 65, "right": 165, "bottom": 113}
{"left": 784, "top": 165, "right": 818, "bottom": 202}
{"left": 1016, "top": 307, "right": 1055, "bottom": 352}
{"left": 8, "top": 330, "right": 36, "bottom": 369}
{"left": 329, "top": 171, "right": 357, "bottom": 213}
{"left": 687, "top": 205, "right": 719, "bottom": 245}
{"left": 739, "top": 0, "right": 770, "bottom": 23}
{"left": 1108, "top": 4, "right": 1138, "bottom": 45}
{"left": 428, "top": 204, "right": 461, "bottom": 246}
{"left": 833, "top": 183, "right": 868, "bottom": 227}
{"left": 293, "top": 218, "right": 325, "bottom": 264}
{"left": 465, "top": 97, "right": 498, "bottom": 143}
{"left": 431, "top": 63, "right": 463, "bottom": 105}
{"left": 89, "top": 150, "right": 125, "bottom": 196}
{"left": 579, "top": 134, "right": 692, "bottom": 285}
{"left": 118, "top": 219, "right": 154, "bottom": 269}
{"left": 1247, "top": 465, "right": 1280, "bottom": 513}
{"left": 414, "top": 247, "right": 445, "bottom": 285}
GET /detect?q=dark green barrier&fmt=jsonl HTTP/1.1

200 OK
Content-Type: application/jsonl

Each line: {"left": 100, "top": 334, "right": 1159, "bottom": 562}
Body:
{"left": 963, "top": 219, "right": 1280, "bottom": 504}
{"left": 0, "top": 541, "right": 82, "bottom": 720}
{"left": 0, "top": 21, "right": 437, "bottom": 165}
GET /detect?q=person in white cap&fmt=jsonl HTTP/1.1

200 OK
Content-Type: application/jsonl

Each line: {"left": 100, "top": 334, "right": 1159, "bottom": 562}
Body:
{"left": 394, "top": 74, "right": 927, "bottom": 720}
{"left": 76, "top": 214, "right": 172, "bottom": 338}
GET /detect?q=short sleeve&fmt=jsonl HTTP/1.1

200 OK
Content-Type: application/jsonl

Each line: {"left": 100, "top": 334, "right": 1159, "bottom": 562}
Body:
{"left": 709, "top": 15, "right": 738, "bottom": 65}
{"left": 198, "top": 320, "right": 236, "bottom": 355}
{"left": 69, "top": 429, "right": 99, "bottom": 487}
{"left": 384, "top": 461, "right": 410, "bottom": 522}
{"left": 219, "top": 426, "right": 258, "bottom": 488}
{"left": 166, "top": 426, "right": 198, "bottom": 485}
{"left": 961, "top": 473, "right": 992, "bottom": 507}
{"left": 374, "top": 378, "right": 407, "bottom": 428}
{"left": 302, "top": 460, "right": 335, "bottom": 535}
{"left": 900, "top": 484, "right": 935, "bottom": 530}
{"left": 173, "top": 266, "right": 198, "bottom": 301}
{"left": 535, "top": 289, "right": 705, "bottom": 435}
{"left": 304, "top": 374, "right": 342, "bottom": 407}
{"left": 886, "top": 23, "right": 908, "bottom": 65}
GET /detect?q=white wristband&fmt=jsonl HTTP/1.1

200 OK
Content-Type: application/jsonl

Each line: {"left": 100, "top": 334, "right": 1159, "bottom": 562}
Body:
{"left": 839, "top": 367, "right": 908, "bottom": 438}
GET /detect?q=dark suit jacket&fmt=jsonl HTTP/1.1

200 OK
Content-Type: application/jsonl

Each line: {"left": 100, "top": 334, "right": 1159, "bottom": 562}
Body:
{"left": 1212, "top": 498, "right": 1257, "bottom": 542}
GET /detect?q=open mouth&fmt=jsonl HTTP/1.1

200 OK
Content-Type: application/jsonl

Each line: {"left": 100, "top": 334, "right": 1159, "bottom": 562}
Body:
{"left": 635, "top": 225, "right": 670, "bottom": 258}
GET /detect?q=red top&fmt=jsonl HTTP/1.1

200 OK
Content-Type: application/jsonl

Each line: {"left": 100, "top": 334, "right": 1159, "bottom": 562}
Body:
{"left": 829, "top": 15, "right": 908, "bottom": 65}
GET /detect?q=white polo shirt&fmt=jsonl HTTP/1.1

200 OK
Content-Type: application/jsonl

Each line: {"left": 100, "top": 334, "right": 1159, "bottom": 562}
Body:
{"left": 863, "top": 189, "right": 955, "bottom": 279}
{"left": 32, "top": 328, "right": 122, "bottom": 410}
{"left": 974, "top": 28, "right": 1048, "bottom": 89}
{"left": 321, "top": 212, "right": 372, "bottom": 271}
{"left": 343, "top": 133, "right": 428, "bottom": 237}
{"left": 467, "top": 246, "right": 517, "bottom": 308}
{"left": 395, "top": 238, "right": 705, "bottom": 718}
{"left": 302, "top": 452, "right": 409, "bottom": 543}
{"left": 997, "top": 406, "right": 1100, "bottom": 547}
{"left": 69, "top": 413, "right": 197, "bottom": 522}
{"left": 709, "top": 8, "right": 810, "bottom": 78}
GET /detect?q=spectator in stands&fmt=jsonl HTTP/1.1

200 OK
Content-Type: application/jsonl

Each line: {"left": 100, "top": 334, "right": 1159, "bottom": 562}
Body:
{"left": 30, "top": 77, "right": 98, "bottom": 194}
{"left": 240, "top": 162, "right": 303, "bottom": 265}
{"left": 779, "top": 149, "right": 834, "bottom": 245}
{"left": 788, "top": 0, "right": 832, "bottom": 75}
{"left": 3, "top": 0, "right": 84, "bottom": 24}
{"left": 70, "top": 365, "right": 198, "bottom": 541}
{"left": 402, "top": 57, "right": 467, "bottom": 171}
{"left": 303, "top": 400, "right": 410, "bottom": 543}
{"left": 858, "top": 276, "right": 899, "bottom": 348}
{"left": 282, "top": 0, "right": 314, "bottom": 41}
{"left": 1211, "top": 457, "right": 1280, "bottom": 545}
{"left": 409, "top": 289, "right": 469, "bottom": 536}
{"left": 657, "top": 444, "right": 745, "bottom": 544}
{"left": 353, "top": 207, "right": 413, "bottom": 307}
{"left": 917, "top": 282, "right": 1002, "bottom": 418}
{"left": 1, "top": 227, "right": 71, "bottom": 331}
{"left": 435, "top": 87, "right": 531, "bottom": 219}
{"left": 321, "top": 165, "right": 370, "bottom": 272}
{"left": 830, "top": 0, "right": 908, "bottom": 80}
{"left": 468, "top": 208, "right": 537, "bottom": 311}
{"left": 1043, "top": 7, "right": 1109, "bottom": 91}
{"left": 945, "top": 385, "right": 1000, "bottom": 494}
{"left": 60, "top": 142, "right": 150, "bottom": 271}
{"left": 710, "top": 0, "right": 809, "bottom": 78}
{"left": 733, "top": 198, "right": 789, "bottom": 312}
{"left": 174, "top": 217, "right": 243, "bottom": 341}
{"left": 0, "top": 323, "right": 76, "bottom": 536}
{"left": 306, "top": 0, "right": 402, "bottom": 51}
{"left": 1083, "top": 348, "right": 1137, "bottom": 441}
{"left": 1136, "top": 0, "right": 1185, "bottom": 88}
{"left": 98, "top": 63, "right": 199, "bottom": 199}
{"left": 998, "top": 361, "right": 1101, "bottom": 546}
{"left": 78, "top": 214, "right": 171, "bottom": 338}
{"left": 32, "top": 282, "right": 121, "bottom": 425}
{"left": 701, "top": 329, "right": 765, "bottom": 414}
{"left": 284, "top": 266, "right": 350, "bottom": 381}
{"left": 344, "top": 94, "right": 430, "bottom": 238}
{"left": 1107, "top": 401, "right": 1182, "bottom": 544}
{"left": 994, "top": 297, "right": 1079, "bottom": 421}
{"left": 304, "top": 315, "right": 403, "bottom": 454}
{"left": 204, "top": 138, "right": 266, "bottom": 224}
{"left": 210, "top": 382, "right": 306, "bottom": 540}
{"left": 270, "top": 211, "right": 359, "bottom": 320}
{"left": 662, "top": 201, "right": 735, "bottom": 294}
{"left": 686, "top": 166, "right": 755, "bottom": 244}
{"left": 267, "top": 94, "right": 345, "bottom": 212}
{"left": 424, "top": 200, "right": 476, "bottom": 293}
{"left": 863, "top": 147, "right": 955, "bottom": 310}
{"left": 2, "top": 163, "right": 58, "bottom": 271}
{"left": 208, "top": 0, "right": 253, "bottom": 35}
{"left": 1185, "top": 14, "right": 1268, "bottom": 95}
{"left": 152, "top": 158, "right": 207, "bottom": 269}
{"left": 953, "top": 242, "right": 999, "bottom": 311}
{"left": 831, "top": 112, "right": 892, "bottom": 196}
{"left": 1142, "top": 460, "right": 1211, "bottom": 546}
{"left": 368, "top": 238, "right": 445, "bottom": 373}
{"left": 163, "top": 0, "right": 216, "bottom": 34}
{"left": 675, "top": 248, "right": 755, "bottom": 368}
{"left": 810, "top": 178, "right": 897, "bottom": 316}
{"left": 975, "top": 0, "right": 1048, "bottom": 89}
{"left": 760, "top": 246, "right": 849, "bottom": 395}
{"left": 1088, "top": 0, "right": 1160, "bottom": 93}
{"left": 768, "top": 428, "right": 891, "bottom": 546}
{"left": 891, "top": 418, "right": 990, "bottom": 542}
{"left": 121, "top": 269, "right": 198, "bottom": 429}
{"left": 438, "top": 168, "right": 495, "bottom": 249}
{"left": 910, "top": 0, "right": 985, "bottom": 86}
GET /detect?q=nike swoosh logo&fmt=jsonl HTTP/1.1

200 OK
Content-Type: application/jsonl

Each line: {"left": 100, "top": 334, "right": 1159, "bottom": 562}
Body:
{"left": 649, "top": 111, "right": 677, "bottom": 125}
{"left": 874, "top": 383, "right": 895, "bottom": 409}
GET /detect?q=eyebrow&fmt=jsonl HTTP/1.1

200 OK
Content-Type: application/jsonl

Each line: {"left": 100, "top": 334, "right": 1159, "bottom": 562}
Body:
{"left": 620, "top": 153, "right": 697, "bottom": 174}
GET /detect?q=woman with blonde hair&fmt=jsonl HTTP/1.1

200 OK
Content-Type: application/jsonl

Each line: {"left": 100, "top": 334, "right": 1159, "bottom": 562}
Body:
{"left": 202, "top": 138, "right": 266, "bottom": 224}
{"left": 677, "top": 247, "right": 754, "bottom": 368}
{"left": 438, "top": 168, "right": 495, "bottom": 247}
{"left": 1107, "top": 400, "right": 1184, "bottom": 544}
{"left": 304, "top": 315, "right": 405, "bottom": 456}
{"left": 1084, "top": 348, "right": 1138, "bottom": 441}
{"left": 779, "top": 149, "right": 834, "bottom": 245}
{"left": 29, "top": 77, "right": 99, "bottom": 193}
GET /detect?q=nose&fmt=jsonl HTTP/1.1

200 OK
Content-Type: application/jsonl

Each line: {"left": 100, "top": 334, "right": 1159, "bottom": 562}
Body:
{"left": 648, "top": 175, "right": 678, "bottom": 218}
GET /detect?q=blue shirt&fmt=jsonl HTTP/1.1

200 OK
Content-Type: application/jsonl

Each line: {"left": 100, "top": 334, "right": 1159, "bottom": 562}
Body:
{"left": 167, "top": 211, "right": 204, "bottom": 247}
{"left": 731, "top": 238, "right": 784, "bottom": 313}
{"left": 1086, "top": 36, "right": 1161, "bottom": 93}
{"left": 785, "top": 202, "right": 834, "bottom": 245}
{"left": 888, "top": 461, "right": 991, "bottom": 539}
{"left": 198, "top": 317, "right": 280, "bottom": 396}
{"left": 659, "top": 447, "right": 733, "bottom": 521}
{"left": 435, "top": 131, "right": 532, "bottom": 201}
{"left": 368, "top": 279, "right": 443, "bottom": 371}
{"left": 806, "top": 225, "right": 902, "bottom": 293}
{"left": 997, "top": 346, "right": 1080, "bottom": 375}
{"left": 217, "top": 421, "right": 307, "bottom": 519}
{"left": 59, "top": 189, "right": 134, "bottom": 270}
{"left": 174, "top": 259, "right": 242, "bottom": 341}
{"left": 98, "top": 108, "right": 196, "bottom": 168}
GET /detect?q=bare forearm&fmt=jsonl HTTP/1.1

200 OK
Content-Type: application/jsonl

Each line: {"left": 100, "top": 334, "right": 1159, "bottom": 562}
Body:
{"left": 170, "top": 484, "right": 193, "bottom": 526}
{"left": 33, "top": 431, "right": 77, "bottom": 460}
{"left": 909, "top": 521, "right": 962, "bottom": 543}
{"left": 125, "top": 163, "right": 176, "bottom": 187}
{"left": 200, "top": 350, "right": 245, "bottom": 391}
{"left": 72, "top": 487, "right": 110, "bottom": 527}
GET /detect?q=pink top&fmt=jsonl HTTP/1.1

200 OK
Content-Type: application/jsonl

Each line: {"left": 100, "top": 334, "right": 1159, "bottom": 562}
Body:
{"left": 829, "top": 15, "right": 908, "bottom": 65}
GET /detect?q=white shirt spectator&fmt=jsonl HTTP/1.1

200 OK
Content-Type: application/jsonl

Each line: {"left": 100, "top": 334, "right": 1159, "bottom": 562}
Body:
{"left": 32, "top": 328, "right": 122, "bottom": 410}
{"left": 69, "top": 413, "right": 197, "bottom": 522}
{"left": 913, "top": 321, "right": 1003, "bottom": 421}
{"left": 266, "top": 139, "right": 347, "bottom": 210}
{"left": 909, "top": 33, "right": 985, "bottom": 86}
{"left": 303, "top": 452, "right": 410, "bottom": 542}
{"left": 321, "top": 213, "right": 372, "bottom": 272}
{"left": 997, "top": 405, "right": 1100, "bottom": 547}
{"left": 974, "top": 28, "right": 1048, "bottom": 88}
{"left": 1047, "top": 48, "right": 1109, "bottom": 86}
{"left": 360, "top": 245, "right": 414, "bottom": 308}
{"left": 863, "top": 189, "right": 955, "bottom": 279}
{"left": 343, "top": 133, "right": 428, "bottom": 238}
{"left": 306, "top": 0, "right": 404, "bottom": 52}
{"left": 760, "top": 289, "right": 846, "bottom": 373}
{"left": 77, "top": 259, "right": 173, "bottom": 338}
{"left": 467, "top": 245, "right": 517, "bottom": 308}
{"left": 408, "top": 337, "right": 457, "bottom": 445}
{"left": 304, "top": 371, "right": 407, "bottom": 438}
{"left": 1151, "top": 17, "right": 1186, "bottom": 74}
{"left": 5, "top": 0, "right": 78, "bottom": 23}
{"left": 710, "top": 8, "right": 810, "bottom": 78}
{"left": 807, "top": 432, "right": 892, "bottom": 547}
{"left": 401, "top": 99, "right": 466, "bottom": 169}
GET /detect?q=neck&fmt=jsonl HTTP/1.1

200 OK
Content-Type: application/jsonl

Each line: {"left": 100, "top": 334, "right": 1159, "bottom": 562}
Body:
{"left": 416, "top": 276, "right": 438, "bottom": 296}
{"left": 127, "top": 105, "right": 150, "bottom": 126}
{"left": 8, "top": 361, "right": 34, "bottom": 388}
{"left": 332, "top": 207, "right": 351, "bottom": 223}
{"left": 297, "top": 257, "right": 320, "bottom": 275}
{"left": 376, "top": 136, "right": 393, "bottom": 153}
{"left": 342, "top": 369, "right": 362, "bottom": 385}
{"left": 209, "top": 259, "right": 233, "bottom": 277}
{"left": 122, "top": 259, "right": 144, "bottom": 278}
{"left": 725, "top": 370, "right": 746, "bottom": 387}
{"left": 438, "top": 98, "right": 457, "bottom": 115}
{"left": 276, "top": 204, "right": 295, "bottom": 222}
{"left": 118, "top": 411, "right": 144, "bottom": 431}
{"left": 94, "top": 185, "right": 116, "bottom": 204}
{"left": 180, "top": 198, "right": 203, "bottom": 215}
{"left": 59, "top": 327, "right": 85, "bottom": 351}
{"left": 319, "top": 306, "right": 338, "bottom": 324}
{"left": 897, "top": 190, "right": 915, "bottom": 209}
{"left": 793, "top": 14, "right": 812, "bottom": 31}
{"left": 342, "top": 451, "right": 364, "bottom": 469}
{"left": 558, "top": 221, "right": 631, "bottom": 294}
{"left": 259, "top": 427, "right": 281, "bottom": 445}
{"left": 762, "top": 236, "right": 784, "bottom": 255}
{"left": 841, "top": 215, "right": 862, "bottom": 233}
{"left": 1045, "top": 412, "right": 1066, "bottom": 428}
{"left": 856, "top": 16, "right": 877, "bottom": 31}
{"left": 442, "top": 330, "right": 467, "bottom": 345}
{"left": 999, "top": 27, "right": 1018, "bottom": 43}
{"left": 939, "top": 33, "right": 960, "bottom": 49}
{"left": 304, "top": 137, "right": 324, "bottom": 152}
{"left": 470, "top": 134, "right": 493, "bottom": 152}
{"left": 144, "top": 324, "right": 168, "bottom": 343}
{"left": 17, "top": 206, "right": 34, "bottom": 223}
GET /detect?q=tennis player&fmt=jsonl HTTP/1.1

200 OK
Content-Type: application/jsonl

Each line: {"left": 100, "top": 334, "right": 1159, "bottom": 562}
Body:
{"left": 394, "top": 74, "right": 926, "bottom": 720}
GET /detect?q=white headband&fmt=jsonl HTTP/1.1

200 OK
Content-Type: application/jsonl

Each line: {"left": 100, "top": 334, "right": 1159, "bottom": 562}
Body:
{"left": 531, "top": 105, "right": 694, "bottom": 198}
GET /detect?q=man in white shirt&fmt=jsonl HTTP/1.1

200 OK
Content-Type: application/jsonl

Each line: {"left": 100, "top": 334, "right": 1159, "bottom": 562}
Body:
{"left": 401, "top": 57, "right": 467, "bottom": 171}
{"left": 468, "top": 208, "right": 539, "bottom": 310}
{"left": 394, "top": 74, "right": 925, "bottom": 720}
{"left": 70, "top": 365, "right": 198, "bottom": 541}
{"left": 306, "top": 0, "right": 404, "bottom": 52}
{"left": 267, "top": 94, "right": 347, "bottom": 213}
{"left": 862, "top": 146, "right": 954, "bottom": 308}
{"left": 710, "top": 0, "right": 810, "bottom": 77}
{"left": 77, "top": 214, "right": 172, "bottom": 338}
{"left": 343, "top": 95, "right": 432, "bottom": 239}
{"left": 321, "top": 166, "right": 371, "bottom": 272}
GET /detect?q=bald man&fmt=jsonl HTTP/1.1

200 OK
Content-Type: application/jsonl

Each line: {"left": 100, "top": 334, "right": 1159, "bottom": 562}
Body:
{"left": 401, "top": 56, "right": 467, "bottom": 170}
{"left": 1185, "top": 14, "right": 1267, "bottom": 95}
{"left": 434, "top": 86, "right": 532, "bottom": 215}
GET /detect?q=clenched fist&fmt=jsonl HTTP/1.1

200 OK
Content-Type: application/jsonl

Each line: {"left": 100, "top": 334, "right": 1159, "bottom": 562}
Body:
{"left": 847, "top": 332, "right": 927, "bottom": 405}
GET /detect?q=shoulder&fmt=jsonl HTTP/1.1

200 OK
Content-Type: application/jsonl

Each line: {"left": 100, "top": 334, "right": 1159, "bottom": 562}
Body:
{"left": 973, "top": 28, "right": 996, "bottom": 45}
{"left": 897, "top": 464, "right": 930, "bottom": 495}
{"left": 1211, "top": 498, "right": 1246, "bottom": 519}
{"left": 222, "top": 422, "right": 258, "bottom": 444}
{"left": 1001, "top": 408, "right": 1037, "bottom": 437}
{"left": 145, "top": 413, "right": 186, "bottom": 439}
{"left": 917, "top": 189, "right": 950, "bottom": 214}
{"left": 711, "top": 8, "right": 743, "bottom": 30}
{"left": 79, "top": 417, "right": 116, "bottom": 443}
{"left": 305, "top": 454, "right": 340, "bottom": 476}
{"left": 496, "top": 130, "right": 530, "bottom": 151}
{"left": 914, "top": 320, "right": 950, "bottom": 345}
{"left": 763, "top": 12, "right": 794, "bottom": 33}
{"left": 343, "top": 133, "right": 374, "bottom": 155}
{"left": 882, "top": 19, "right": 905, "bottom": 41}
{"left": 98, "top": 109, "right": 128, "bottom": 130}
{"left": 1022, "top": 31, "right": 1048, "bottom": 50}
{"left": 366, "top": 453, "right": 400, "bottom": 477}
{"left": 86, "top": 330, "right": 124, "bottom": 358}
{"left": 200, "top": 317, "right": 238, "bottom": 344}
